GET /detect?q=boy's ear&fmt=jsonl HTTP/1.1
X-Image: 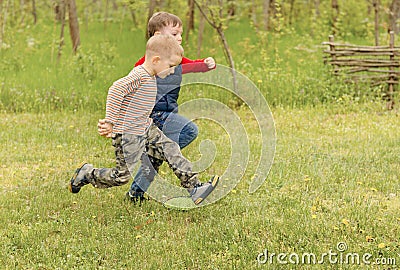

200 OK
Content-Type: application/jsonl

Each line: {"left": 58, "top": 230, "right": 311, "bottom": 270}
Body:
{"left": 151, "top": 55, "right": 161, "bottom": 64}
{"left": 153, "top": 31, "right": 161, "bottom": 36}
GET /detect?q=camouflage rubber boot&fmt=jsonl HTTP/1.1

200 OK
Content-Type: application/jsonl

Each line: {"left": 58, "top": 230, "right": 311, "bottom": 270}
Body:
{"left": 188, "top": 175, "right": 220, "bottom": 205}
{"left": 69, "top": 163, "right": 94, "bottom": 193}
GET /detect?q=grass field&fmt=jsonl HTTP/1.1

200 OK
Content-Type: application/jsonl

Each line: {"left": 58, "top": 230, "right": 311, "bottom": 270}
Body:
{"left": 0, "top": 105, "right": 399, "bottom": 269}
{"left": 1, "top": 15, "right": 399, "bottom": 269}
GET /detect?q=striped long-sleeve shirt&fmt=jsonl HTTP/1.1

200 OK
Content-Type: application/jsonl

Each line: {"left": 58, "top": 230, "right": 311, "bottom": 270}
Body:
{"left": 105, "top": 65, "right": 156, "bottom": 135}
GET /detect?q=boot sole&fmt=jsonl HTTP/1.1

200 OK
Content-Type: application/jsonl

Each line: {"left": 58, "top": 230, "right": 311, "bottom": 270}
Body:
{"left": 194, "top": 175, "right": 220, "bottom": 205}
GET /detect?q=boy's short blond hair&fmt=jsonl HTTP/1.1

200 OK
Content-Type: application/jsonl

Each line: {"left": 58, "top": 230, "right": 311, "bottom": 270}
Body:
{"left": 147, "top": 12, "right": 182, "bottom": 38}
{"left": 146, "top": 34, "right": 184, "bottom": 59}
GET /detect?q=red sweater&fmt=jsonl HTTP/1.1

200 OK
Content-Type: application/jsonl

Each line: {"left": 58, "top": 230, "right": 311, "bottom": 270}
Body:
{"left": 134, "top": 56, "right": 213, "bottom": 73}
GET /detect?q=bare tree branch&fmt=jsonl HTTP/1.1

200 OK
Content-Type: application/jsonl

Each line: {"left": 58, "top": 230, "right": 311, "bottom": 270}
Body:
{"left": 193, "top": 0, "right": 218, "bottom": 29}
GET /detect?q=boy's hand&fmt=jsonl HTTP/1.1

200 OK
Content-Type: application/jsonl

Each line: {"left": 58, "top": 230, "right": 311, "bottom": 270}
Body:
{"left": 98, "top": 119, "right": 113, "bottom": 138}
{"left": 204, "top": 57, "right": 216, "bottom": 69}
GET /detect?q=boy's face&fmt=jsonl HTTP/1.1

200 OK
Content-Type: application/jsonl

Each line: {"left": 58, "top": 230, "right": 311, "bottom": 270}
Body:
{"left": 158, "top": 24, "right": 183, "bottom": 45}
{"left": 154, "top": 54, "right": 182, "bottom": 79}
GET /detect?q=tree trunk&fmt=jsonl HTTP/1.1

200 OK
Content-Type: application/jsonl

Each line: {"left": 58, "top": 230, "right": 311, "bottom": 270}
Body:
{"left": 112, "top": 0, "right": 118, "bottom": 10}
{"left": 387, "top": 31, "right": 395, "bottom": 110}
{"left": 289, "top": 0, "right": 295, "bottom": 25}
{"left": 197, "top": 11, "right": 205, "bottom": 58}
{"left": 263, "top": 0, "right": 271, "bottom": 31}
{"left": 194, "top": 0, "right": 237, "bottom": 90}
{"left": 130, "top": 9, "right": 137, "bottom": 25}
{"left": 217, "top": 26, "right": 235, "bottom": 71}
{"left": 373, "top": 0, "right": 379, "bottom": 46}
{"left": 104, "top": 0, "right": 109, "bottom": 29}
{"left": 32, "top": 0, "right": 37, "bottom": 24}
{"left": 331, "top": 0, "right": 339, "bottom": 34}
{"left": 314, "top": 0, "right": 320, "bottom": 17}
{"left": 147, "top": 0, "right": 157, "bottom": 39}
{"left": 227, "top": 0, "right": 235, "bottom": 17}
{"left": 186, "top": 0, "right": 195, "bottom": 43}
{"left": 0, "top": 0, "right": 5, "bottom": 48}
{"left": 67, "top": 0, "right": 80, "bottom": 53}
{"left": 57, "top": 0, "right": 66, "bottom": 61}
{"left": 389, "top": 0, "right": 400, "bottom": 34}
{"left": 20, "top": 0, "right": 25, "bottom": 25}
{"left": 251, "top": 0, "right": 257, "bottom": 28}
{"left": 55, "top": 0, "right": 63, "bottom": 22}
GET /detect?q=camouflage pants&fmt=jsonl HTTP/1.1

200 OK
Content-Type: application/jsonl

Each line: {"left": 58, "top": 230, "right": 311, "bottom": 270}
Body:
{"left": 87, "top": 124, "right": 200, "bottom": 189}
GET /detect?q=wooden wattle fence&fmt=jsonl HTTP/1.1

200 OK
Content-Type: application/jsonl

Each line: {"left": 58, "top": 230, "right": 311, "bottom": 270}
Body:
{"left": 322, "top": 31, "right": 398, "bottom": 109}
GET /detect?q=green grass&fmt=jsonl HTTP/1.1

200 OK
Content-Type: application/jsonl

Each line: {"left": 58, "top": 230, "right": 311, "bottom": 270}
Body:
{"left": 0, "top": 105, "right": 399, "bottom": 269}
{"left": 4, "top": 16, "right": 393, "bottom": 113}
{"left": 1, "top": 14, "right": 399, "bottom": 269}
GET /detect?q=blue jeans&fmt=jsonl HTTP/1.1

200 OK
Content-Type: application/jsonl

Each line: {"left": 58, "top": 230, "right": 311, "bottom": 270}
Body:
{"left": 129, "top": 111, "right": 198, "bottom": 194}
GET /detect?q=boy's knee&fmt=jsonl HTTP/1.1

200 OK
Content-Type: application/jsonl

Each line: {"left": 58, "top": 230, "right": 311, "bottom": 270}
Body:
{"left": 186, "top": 122, "right": 198, "bottom": 138}
{"left": 179, "top": 122, "right": 198, "bottom": 148}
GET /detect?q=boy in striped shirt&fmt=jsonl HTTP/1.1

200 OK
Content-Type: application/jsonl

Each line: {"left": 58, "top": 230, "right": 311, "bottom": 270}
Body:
{"left": 98, "top": 12, "right": 216, "bottom": 204}
{"left": 69, "top": 34, "right": 219, "bottom": 205}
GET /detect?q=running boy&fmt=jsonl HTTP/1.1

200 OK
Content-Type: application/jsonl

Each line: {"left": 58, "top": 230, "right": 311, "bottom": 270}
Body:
{"left": 69, "top": 34, "right": 219, "bottom": 205}
{"left": 98, "top": 12, "right": 216, "bottom": 203}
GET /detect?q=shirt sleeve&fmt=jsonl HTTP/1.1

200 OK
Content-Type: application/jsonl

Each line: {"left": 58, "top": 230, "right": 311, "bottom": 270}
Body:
{"left": 135, "top": 56, "right": 145, "bottom": 67}
{"left": 181, "top": 57, "right": 215, "bottom": 74}
{"left": 105, "top": 70, "right": 140, "bottom": 124}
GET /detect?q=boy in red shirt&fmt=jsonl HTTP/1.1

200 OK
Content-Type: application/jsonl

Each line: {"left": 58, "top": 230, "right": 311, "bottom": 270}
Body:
{"left": 70, "top": 34, "right": 219, "bottom": 206}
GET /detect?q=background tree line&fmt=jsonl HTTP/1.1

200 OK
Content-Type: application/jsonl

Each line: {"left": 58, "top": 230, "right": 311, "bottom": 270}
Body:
{"left": 1, "top": 0, "right": 400, "bottom": 71}
{"left": 1, "top": 0, "right": 400, "bottom": 111}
